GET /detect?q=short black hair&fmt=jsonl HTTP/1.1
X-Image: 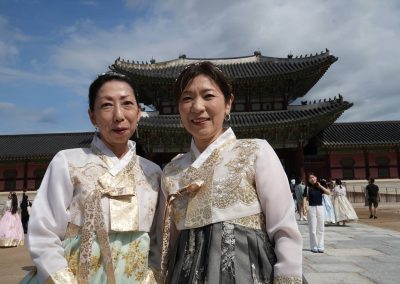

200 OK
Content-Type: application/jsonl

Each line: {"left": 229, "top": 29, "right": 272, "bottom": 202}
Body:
{"left": 174, "top": 61, "right": 232, "bottom": 101}
{"left": 88, "top": 71, "right": 137, "bottom": 111}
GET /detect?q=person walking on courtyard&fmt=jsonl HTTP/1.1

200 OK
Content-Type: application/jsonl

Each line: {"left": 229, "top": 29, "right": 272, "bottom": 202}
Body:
{"left": 20, "top": 190, "right": 32, "bottom": 234}
{"left": 160, "top": 61, "right": 303, "bottom": 283}
{"left": 303, "top": 173, "right": 331, "bottom": 253}
{"left": 366, "top": 178, "right": 380, "bottom": 219}
{"left": 332, "top": 179, "right": 358, "bottom": 225}
{"left": 21, "top": 72, "right": 162, "bottom": 284}
{"left": 295, "top": 177, "right": 307, "bottom": 221}
{"left": 320, "top": 179, "right": 335, "bottom": 224}
{"left": 0, "top": 192, "right": 25, "bottom": 247}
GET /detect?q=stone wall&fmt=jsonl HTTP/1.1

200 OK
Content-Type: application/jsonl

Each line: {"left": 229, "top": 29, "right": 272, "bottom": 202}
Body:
{"left": 1, "top": 178, "right": 400, "bottom": 211}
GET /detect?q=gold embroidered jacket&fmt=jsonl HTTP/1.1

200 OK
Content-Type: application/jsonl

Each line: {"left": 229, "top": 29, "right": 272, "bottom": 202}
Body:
{"left": 28, "top": 135, "right": 161, "bottom": 283}
{"left": 161, "top": 128, "right": 303, "bottom": 281}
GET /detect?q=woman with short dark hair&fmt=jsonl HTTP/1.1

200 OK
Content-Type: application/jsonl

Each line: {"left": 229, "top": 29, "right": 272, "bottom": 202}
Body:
{"left": 22, "top": 72, "right": 161, "bottom": 284}
{"left": 160, "top": 61, "right": 303, "bottom": 283}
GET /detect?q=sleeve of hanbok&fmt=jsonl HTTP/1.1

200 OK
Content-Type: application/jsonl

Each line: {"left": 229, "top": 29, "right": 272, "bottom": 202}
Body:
{"left": 148, "top": 184, "right": 166, "bottom": 277}
{"left": 254, "top": 140, "right": 303, "bottom": 283}
{"left": 28, "top": 151, "right": 76, "bottom": 283}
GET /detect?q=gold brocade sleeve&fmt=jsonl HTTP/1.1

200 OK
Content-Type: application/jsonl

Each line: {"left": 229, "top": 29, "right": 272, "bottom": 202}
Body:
{"left": 45, "top": 267, "right": 78, "bottom": 284}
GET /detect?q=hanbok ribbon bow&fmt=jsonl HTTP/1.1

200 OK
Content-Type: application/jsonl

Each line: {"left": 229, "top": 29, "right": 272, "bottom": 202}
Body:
{"left": 160, "top": 179, "right": 204, "bottom": 281}
{"left": 78, "top": 157, "right": 137, "bottom": 284}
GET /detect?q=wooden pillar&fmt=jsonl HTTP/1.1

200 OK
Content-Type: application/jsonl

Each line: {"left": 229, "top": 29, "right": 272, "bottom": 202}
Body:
{"left": 363, "top": 149, "right": 370, "bottom": 179}
{"left": 396, "top": 147, "right": 400, "bottom": 178}
{"left": 23, "top": 159, "right": 28, "bottom": 189}
{"left": 326, "top": 151, "right": 331, "bottom": 179}
{"left": 296, "top": 140, "right": 305, "bottom": 182}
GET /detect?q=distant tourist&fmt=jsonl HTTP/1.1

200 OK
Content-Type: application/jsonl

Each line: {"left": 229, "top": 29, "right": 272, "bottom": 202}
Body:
{"left": 295, "top": 177, "right": 307, "bottom": 220}
{"left": 332, "top": 179, "right": 358, "bottom": 225}
{"left": 366, "top": 178, "right": 380, "bottom": 219}
{"left": 0, "top": 192, "right": 24, "bottom": 247}
{"left": 303, "top": 172, "right": 332, "bottom": 253}
{"left": 320, "top": 179, "right": 336, "bottom": 224}
{"left": 20, "top": 190, "right": 32, "bottom": 234}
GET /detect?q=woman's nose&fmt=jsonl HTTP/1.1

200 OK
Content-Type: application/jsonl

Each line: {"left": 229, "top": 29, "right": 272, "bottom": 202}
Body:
{"left": 113, "top": 105, "right": 124, "bottom": 122}
{"left": 191, "top": 97, "right": 205, "bottom": 112}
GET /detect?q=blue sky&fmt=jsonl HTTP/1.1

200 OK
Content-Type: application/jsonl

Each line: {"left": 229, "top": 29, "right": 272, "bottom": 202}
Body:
{"left": 1, "top": 0, "right": 400, "bottom": 134}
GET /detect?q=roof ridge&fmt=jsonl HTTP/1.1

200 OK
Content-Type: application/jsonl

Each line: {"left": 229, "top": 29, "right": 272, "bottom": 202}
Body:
{"left": 0, "top": 131, "right": 94, "bottom": 137}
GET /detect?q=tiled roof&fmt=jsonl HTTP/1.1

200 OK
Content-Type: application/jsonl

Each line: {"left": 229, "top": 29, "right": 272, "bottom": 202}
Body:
{"left": 0, "top": 97, "right": 353, "bottom": 160}
{"left": 0, "top": 132, "right": 93, "bottom": 160}
{"left": 140, "top": 97, "right": 352, "bottom": 129}
{"left": 110, "top": 50, "right": 337, "bottom": 81}
{"left": 320, "top": 121, "right": 400, "bottom": 148}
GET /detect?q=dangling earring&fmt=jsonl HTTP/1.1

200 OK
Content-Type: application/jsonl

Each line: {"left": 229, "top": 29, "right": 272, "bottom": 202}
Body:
{"left": 136, "top": 124, "right": 139, "bottom": 139}
{"left": 94, "top": 125, "right": 99, "bottom": 134}
{"left": 224, "top": 113, "right": 231, "bottom": 122}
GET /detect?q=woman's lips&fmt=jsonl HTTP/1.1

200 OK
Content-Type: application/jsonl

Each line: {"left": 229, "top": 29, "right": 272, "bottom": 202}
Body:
{"left": 113, "top": 127, "right": 128, "bottom": 134}
{"left": 191, "top": 118, "right": 210, "bottom": 125}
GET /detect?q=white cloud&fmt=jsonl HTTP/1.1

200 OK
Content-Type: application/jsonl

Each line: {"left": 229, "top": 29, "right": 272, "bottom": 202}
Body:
{"left": 2, "top": 0, "right": 400, "bottom": 134}
{"left": 0, "top": 16, "right": 30, "bottom": 63}
{"left": 0, "top": 103, "right": 58, "bottom": 134}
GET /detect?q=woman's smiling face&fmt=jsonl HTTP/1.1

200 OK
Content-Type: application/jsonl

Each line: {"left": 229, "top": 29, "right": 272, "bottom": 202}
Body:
{"left": 178, "top": 74, "right": 233, "bottom": 151}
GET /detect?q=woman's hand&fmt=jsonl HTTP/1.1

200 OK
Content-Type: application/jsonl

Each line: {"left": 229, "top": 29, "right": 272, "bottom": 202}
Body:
{"left": 318, "top": 183, "right": 332, "bottom": 195}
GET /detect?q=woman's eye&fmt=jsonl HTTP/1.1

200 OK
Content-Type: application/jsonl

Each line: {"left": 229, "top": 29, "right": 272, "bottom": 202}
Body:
{"left": 101, "top": 103, "right": 113, "bottom": 108}
{"left": 181, "top": 96, "right": 192, "bottom": 102}
{"left": 123, "top": 101, "right": 135, "bottom": 106}
{"left": 204, "top": 94, "right": 215, "bottom": 100}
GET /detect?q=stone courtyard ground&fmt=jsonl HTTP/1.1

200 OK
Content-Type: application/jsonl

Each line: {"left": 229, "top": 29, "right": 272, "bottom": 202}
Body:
{"left": 0, "top": 203, "right": 399, "bottom": 283}
{"left": 354, "top": 203, "right": 400, "bottom": 232}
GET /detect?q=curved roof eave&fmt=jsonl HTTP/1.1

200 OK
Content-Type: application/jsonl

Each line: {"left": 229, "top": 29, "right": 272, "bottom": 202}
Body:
{"left": 139, "top": 98, "right": 352, "bottom": 129}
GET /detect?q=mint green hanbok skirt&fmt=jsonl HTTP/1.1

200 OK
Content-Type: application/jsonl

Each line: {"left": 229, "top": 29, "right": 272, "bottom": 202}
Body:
{"left": 21, "top": 231, "right": 156, "bottom": 284}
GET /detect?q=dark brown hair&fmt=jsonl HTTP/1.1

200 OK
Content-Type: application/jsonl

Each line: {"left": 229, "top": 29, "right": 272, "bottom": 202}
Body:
{"left": 174, "top": 61, "right": 232, "bottom": 101}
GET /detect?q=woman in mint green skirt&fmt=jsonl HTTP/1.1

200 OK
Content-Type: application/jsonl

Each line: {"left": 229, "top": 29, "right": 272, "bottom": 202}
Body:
{"left": 21, "top": 72, "right": 161, "bottom": 284}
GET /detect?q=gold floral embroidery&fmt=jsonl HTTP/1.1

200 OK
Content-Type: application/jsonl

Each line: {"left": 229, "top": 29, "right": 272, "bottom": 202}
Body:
{"left": 65, "top": 249, "right": 79, "bottom": 276}
{"left": 229, "top": 213, "right": 266, "bottom": 230}
{"left": 68, "top": 146, "right": 140, "bottom": 284}
{"left": 213, "top": 140, "right": 259, "bottom": 208}
{"left": 111, "top": 245, "right": 122, "bottom": 265}
{"left": 91, "top": 254, "right": 101, "bottom": 273}
{"left": 179, "top": 149, "right": 220, "bottom": 227}
{"left": 274, "top": 275, "right": 302, "bottom": 284}
{"left": 47, "top": 267, "right": 77, "bottom": 284}
{"left": 121, "top": 240, "right": 148, "bottom": 282}
{"left": 167, "top": 139, "right": 260, "bottom": 228}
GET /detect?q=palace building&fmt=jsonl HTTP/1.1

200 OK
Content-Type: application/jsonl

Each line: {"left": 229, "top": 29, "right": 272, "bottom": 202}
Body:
{"left": 110, "top": 50, "right": 352, "bottom": 178}
{"left": 1, "top": 50, "right": 399, "bottom": 193}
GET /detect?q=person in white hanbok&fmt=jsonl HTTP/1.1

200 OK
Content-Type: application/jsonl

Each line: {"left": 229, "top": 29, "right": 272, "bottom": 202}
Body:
{"left": 21, "top": 72, "right": 161, "bottom": 284}
{"left": 160, "top": 62, "right": 303, "bottom": 283}
{"left": 332, "top": 179, "right": 358, "bottom": 225}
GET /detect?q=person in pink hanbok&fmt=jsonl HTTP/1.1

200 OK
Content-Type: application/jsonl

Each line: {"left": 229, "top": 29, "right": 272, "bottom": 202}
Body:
{"left": 0, "top": 192, "right": 25, "bottom": 247}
